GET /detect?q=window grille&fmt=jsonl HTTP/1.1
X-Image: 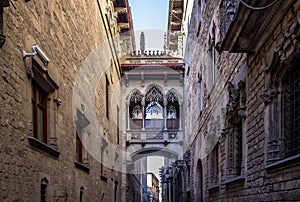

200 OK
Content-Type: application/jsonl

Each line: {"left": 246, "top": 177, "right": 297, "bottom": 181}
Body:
{"left": 210, "top": 144, "right": 219, "bottom": 185}
{"left": 283, "top": 67, "right": 300, "bottom": 158}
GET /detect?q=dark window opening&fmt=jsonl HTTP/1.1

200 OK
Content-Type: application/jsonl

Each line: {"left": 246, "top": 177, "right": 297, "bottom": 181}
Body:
{"left": 117, "top": 106, "right": 120, "bottom": 145}
{"left": 236, "top": 121, "right": 243, "bottom": 176}
{"left": 0, "top": 7, "right": 3, "bottom": 34}
{"left": 210, "top": 144, "right": 219, "bottom": 185}
{"left": 76, "top": 133, "right": 83, "bottom": 163}
{"left": 80, "top": 187, "right": 84, "bottom": 202}
{"left": 106, "top": 77, "right": 110, "bottom": 119}
{"left": 283, "top": 66, "right": 300, "bottom": 158}
{"left": 41, "top": 178, "right": 48, "bottom": 202}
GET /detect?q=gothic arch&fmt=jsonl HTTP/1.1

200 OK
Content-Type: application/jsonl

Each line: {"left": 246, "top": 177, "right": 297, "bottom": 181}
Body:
{"left": 166, "top": 88, "right": 182, "bottom": 103}
{"left": 126, "top": 88, "right": 143, "bottom": 102}
{"left": 128, "top": 89, "right": 143, "bottom": 129}
{"left": 144, "top": 85, "right": 164, "bottom": 129}
{"left": 144, "top": 84, "right": 165, "bottom": 99}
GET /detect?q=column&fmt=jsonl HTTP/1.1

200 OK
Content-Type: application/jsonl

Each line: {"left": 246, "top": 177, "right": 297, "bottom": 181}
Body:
{"left": 142, "top": 98, "right": 145, "bottom": 130}
{"left": 126, "top": 100, "right": 130, "bottom": 130}
{"left": 179, "top": 101, "right": 183, "bottom": 130}
{"left": 164, "top": 98, "right": 167, "bottom": 130}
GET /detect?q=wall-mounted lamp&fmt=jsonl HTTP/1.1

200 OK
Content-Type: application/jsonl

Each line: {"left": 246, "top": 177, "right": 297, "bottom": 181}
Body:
{"left": 22, "top": 44, "right": 50, "bottom": 66}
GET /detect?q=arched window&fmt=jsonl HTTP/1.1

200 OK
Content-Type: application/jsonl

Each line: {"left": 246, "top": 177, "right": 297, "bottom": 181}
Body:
{"left": 166, "top": 91, "right": 179, "bottom": 129}
{"left": 145, "top": 86, "right": 164, "bottom": 129}
{"left": 145, "top": 101, "right": 163, "bottom": 119}
{"left": 129, "top": 90, "right": 143, "bottom": 129}
{"left": 41, "top": 178, "right": 49, "bottom": 202}
{"left": 80, "top": 186, "right": 84, "bottom": 202}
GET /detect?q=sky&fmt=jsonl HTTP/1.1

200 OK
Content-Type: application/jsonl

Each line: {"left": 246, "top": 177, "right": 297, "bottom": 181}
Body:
{"left": 128, "top": 0, "right": 169, "bottom": 50}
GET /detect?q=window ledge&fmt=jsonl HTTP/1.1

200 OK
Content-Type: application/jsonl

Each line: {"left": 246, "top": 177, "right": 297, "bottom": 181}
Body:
{"left": 208, "top": 184, "right": 220, "bottom": 191}
{"left": 223, "top": 175, "right": 245, "bottom": 186}
{"left": 100, "top": 175, "right": 108, "bottom": 182}
{"left": 28, "top": 136, "right": 59, "bottom": 159}
{"left": 266, "top": 154, "right": 300, "bottom": 173}
{"left": 74, "top": 161, "right": 90, "bottom": 173}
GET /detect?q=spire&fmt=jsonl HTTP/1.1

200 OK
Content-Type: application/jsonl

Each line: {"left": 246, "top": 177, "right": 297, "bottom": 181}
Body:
{"left": 163, "top": 32, "right": 167, "bottom": 51}
{"left": 140, "top": 31, "right": 145, "bottom": 52}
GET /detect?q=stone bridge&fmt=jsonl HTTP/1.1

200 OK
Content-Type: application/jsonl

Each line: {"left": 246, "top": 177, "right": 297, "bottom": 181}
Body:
{"left": 120, "top": 54, "right": 185, "bottom": 167}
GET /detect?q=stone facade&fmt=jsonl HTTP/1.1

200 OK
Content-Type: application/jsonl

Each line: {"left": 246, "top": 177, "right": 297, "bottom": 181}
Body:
{"left": 0, "top": 0, "right": 133, "bottom": 201}
{"left": 183, "top": 0, "right": 300, "bottom": 201}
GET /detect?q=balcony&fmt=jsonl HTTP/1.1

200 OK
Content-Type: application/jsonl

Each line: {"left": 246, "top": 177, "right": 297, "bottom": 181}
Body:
{"left": 130, "top": 119, "right": 179, "bottom": 130}
{"left": 217, "top": 0, "right": 293, "bottom": 53}
{"left": 145, "top": 119, "right": 163, "bottom": 129}
{"left": 127, "top": 130, "right": 183, "bottom": 145}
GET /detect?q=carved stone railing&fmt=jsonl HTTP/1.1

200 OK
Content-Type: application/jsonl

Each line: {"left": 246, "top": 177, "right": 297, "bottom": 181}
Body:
{"left": 126, "top": 130, "right": 183, "bottom": 145}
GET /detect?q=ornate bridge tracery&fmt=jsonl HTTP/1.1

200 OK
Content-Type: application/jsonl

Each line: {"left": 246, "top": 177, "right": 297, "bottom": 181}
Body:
{"left": 121, "top": 55, "right": 185, "bottom": 164}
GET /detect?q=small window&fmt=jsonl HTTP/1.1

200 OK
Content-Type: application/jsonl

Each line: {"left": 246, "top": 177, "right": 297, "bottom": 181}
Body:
{"left": 197, "top": 76, "right": 203, "bottom": 116}
{"left": 74, "top": 108, "right": 90, "bottom": 172}
{"left": 207, "top": 23, "right": 216, "bottom": 92}
{"left": 80, "top": 187, "right": 84, "bottom": 202}
{"left": 76, "top": 132, "right": 83, "bottom": 163}
{"left": 41, "top": 178, "right": 49, "bottom": 202}
{"left": 210, "top": 144, "right": 219, "bottom": 185}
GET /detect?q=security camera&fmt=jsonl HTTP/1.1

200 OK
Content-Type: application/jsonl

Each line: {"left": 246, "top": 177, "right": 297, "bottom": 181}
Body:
{"left": 32, "top": 45, "right": 50, "bottom": 65}
{"left": 22, "top": 44, "right": 50, "bottom": 66}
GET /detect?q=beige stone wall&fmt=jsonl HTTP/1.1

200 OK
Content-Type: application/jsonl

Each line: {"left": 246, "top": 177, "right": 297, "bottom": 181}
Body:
{"left": 0, "top": 0, "right": 123, "bottom": 201}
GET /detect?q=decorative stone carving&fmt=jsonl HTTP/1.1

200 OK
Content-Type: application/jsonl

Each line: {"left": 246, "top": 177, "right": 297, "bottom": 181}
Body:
{"left": 217, "top": 0, "right": 239, "bottom": 51}
{"left": 262, "top": 88, "right": 278, "bottom": 105}
{"left": 184, "top": 150, "right": 191, "bottom": 167}
{"left": 225, "top": 80, "right": 246, "bottom": 124}
{"left": 274, "top": 10, "right": 300, "bottom": 62}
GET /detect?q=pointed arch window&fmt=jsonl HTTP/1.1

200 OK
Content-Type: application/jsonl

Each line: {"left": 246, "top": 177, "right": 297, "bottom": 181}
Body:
{"left": 41, "top": 178, "right": 49, "bottom": 202}
{"left": 166, "top": 91, "right": 179, "bottom": 129}
{"left": 129, "top": 90, "right": 143, "bottom": 129}
{"left": 145, "top": 86, "right": 164, "bottom": 129}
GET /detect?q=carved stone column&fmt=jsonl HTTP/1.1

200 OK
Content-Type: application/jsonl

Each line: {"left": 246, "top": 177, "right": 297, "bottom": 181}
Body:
{"left": 126, "top": 100, "right": 130, "bottom": 130}
{"left": 179, "top": 101, "right": 183, "bottom": 130}
{"left": 142, "top": 97, "right": 145, "bottom": 130}
{"left": 164, "top": 97, "right": 167, "bottom": 130}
